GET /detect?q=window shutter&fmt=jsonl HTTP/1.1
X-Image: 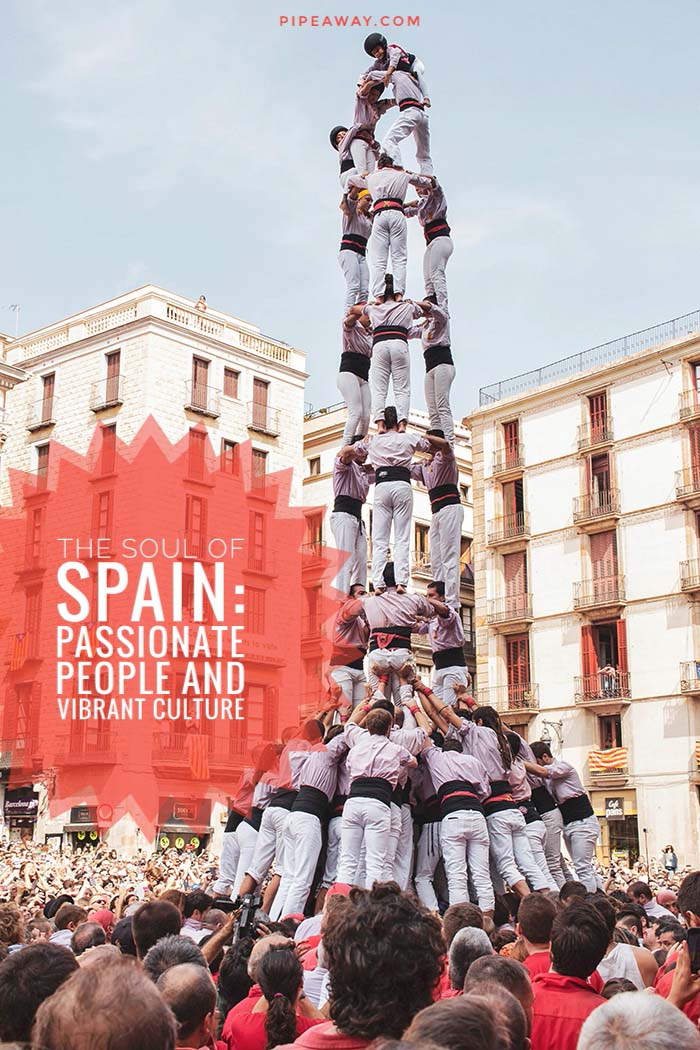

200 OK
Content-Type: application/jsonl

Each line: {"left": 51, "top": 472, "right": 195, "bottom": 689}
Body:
{"left": 616, "top": 619, "right": 629, "bottom": 674}
{"left": 263, "top": 686, "right": 278, "bottom": 740}
{"left": 581, "top": 625, "right": 596, "bottom": 679}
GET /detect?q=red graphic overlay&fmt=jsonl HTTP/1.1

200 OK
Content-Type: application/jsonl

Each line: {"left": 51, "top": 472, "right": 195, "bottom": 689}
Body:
{"left": 0, "top": 420, "right": 345, "bottom": 839}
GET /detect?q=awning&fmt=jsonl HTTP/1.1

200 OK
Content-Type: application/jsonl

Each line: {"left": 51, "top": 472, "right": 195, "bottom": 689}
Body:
{"left": 157, "top": 824, "right": 213, "bottom": 835}
{"left": 64, "top": 823, "right": 100, "bottom": 833}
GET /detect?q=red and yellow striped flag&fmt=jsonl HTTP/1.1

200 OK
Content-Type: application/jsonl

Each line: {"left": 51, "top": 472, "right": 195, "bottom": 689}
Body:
{"left": 9, "top": 633, "right": 29, "bottom": 672}
{"left": 185, "top": 733, "right": 210, "bottom": 782}
{"left": 589, "top": 747, "right": 628, "bottom": 773}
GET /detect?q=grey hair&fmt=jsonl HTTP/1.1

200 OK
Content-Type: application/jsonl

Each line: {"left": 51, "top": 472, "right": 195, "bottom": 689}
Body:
{"left": 142, "top": 935, "right": 207, "bottom": 982}
{"left": 448, "top": 927, "right": 494, "bottom": 989}
{"left": 578, "top": 991, "right": 700, "bottom": 1050}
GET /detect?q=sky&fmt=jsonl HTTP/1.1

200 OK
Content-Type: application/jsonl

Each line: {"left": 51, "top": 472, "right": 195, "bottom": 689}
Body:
{"left": 1, "top": 1, "right": 699, "bottom": 416}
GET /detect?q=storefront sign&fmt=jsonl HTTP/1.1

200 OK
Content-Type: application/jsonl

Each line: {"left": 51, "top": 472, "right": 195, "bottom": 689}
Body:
{"left": 605, "top": 796, "right": 625, "bottom": 820}
{"left": 4, "top": 790, "right": 39, "bottom": 820}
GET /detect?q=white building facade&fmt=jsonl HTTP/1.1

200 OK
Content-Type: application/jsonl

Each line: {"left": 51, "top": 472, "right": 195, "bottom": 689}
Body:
{"left": 471, "top": 309, "right": 700, "bottom": 867}
{"left": 0, "top": 286, "right": 307, "bottom": 855}
{"left": 303, "top": 404, "right": 476, "bottom": 689}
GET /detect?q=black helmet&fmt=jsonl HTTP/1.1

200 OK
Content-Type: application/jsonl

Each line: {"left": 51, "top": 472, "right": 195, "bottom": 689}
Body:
{"left": 329, "top": 125, "right": 347, "bottom": 150}
{"left": 364, "top": 32, "right": 387, "bottom": 57}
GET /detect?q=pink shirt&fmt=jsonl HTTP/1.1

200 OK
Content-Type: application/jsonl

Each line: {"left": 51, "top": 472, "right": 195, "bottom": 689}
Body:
{"left": 420, "top": 606, "right": 464, "bottom": 653}
{"left": 362, "top": 589, "right": 434, "bottom": 629}
{"left": 451, "top": 720, "right": 510, "bottom": 784}
{"left": 299, "top": 735, "right": 348, "bottom": 800}
{"left": 333, "top": 455, "right": 370, "bottom": 502}
{"left": 341, "top": 196, "right": 373, "bottom": 240}
{"left": 410, "top": 445, "right": 458, "bottom": 488}
{"left": 334, "top": 600, "right": 370, "bottom": 650}
{"left": 405, "top": 182, "right": 448, "bottom": 226}
{"left": 357, "top": 431, "right": 431, "bottom": 470}
{"left": 546, "top": 761, "right": 587, "bottom": 804}
{"left": 344, "top": 722, "right": 414, "bottom": 786}
{"left": 421, "top": 746, "right": 490, "bottom": 798}
{"left": 342, "top": 321, "right": 372, "bottom": 358}
{"left": 364, "top": 299, "right": 424, "bottom": 334}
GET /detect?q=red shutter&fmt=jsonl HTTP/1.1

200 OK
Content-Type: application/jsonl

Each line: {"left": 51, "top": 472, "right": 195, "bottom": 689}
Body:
{"left": 589, "top": 393, "right": 607, "bottom": 439}
{"left": 690, "top": 426, "right": 700, "bottom": 479}
{"left": 502, "top": 481, "right": 516, "bottom": 521}
{"left": 590, "top": 530, "right": 617, "bottom": 601}
{"left": 506, "top": 635, "right": 530, "bottom": 693}
{"left": 192, "top": 358, "right": 209, "bottom": 410}
{"left": 581, "top": 625, "right": 597, "bottom": 678}
{"left": 616, "top": 620, "right": 629, "bottom": 674}
{"left": 503, "top": 420, "right": 519, "bottom": 467}
{"left": 41, "top": 374, "right": 55, "bottom": 422}
{"left": 106, "top": 351, "right": 121, "bottom": 403}
{"left": 253, "top": 379, "right": 269, "bottom": 429}
{"left": 504, "top": 552, "right": 526, "bottom": 616}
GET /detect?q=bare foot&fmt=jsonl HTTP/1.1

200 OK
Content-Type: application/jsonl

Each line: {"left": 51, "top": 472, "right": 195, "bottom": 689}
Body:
{"left": 396, "top": 584, "right": 406, "bottom": 594}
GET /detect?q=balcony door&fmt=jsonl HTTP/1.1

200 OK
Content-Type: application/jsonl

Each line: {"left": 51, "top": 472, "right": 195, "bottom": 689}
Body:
{"left": 192, "top": 357, "right": 209, "bottom": 411}
{"left": 253, "top": 378, "right": 269, "bottom": 429}
{"left": 504, "top": 551, "right": 526, "bottom": 617}
{"left": 590, "top": 530, "right": 617, "bottom": 602}
{"left": 588, "top": 392, "right": 608, "bottom": 442}
{"left": 506, "top": 633, "right": 530, "bottom": 706}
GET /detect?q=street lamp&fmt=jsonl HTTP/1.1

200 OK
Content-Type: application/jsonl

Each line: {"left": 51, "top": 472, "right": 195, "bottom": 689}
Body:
{"left": 540, "top": 719, "right": 564, "bottom": 751}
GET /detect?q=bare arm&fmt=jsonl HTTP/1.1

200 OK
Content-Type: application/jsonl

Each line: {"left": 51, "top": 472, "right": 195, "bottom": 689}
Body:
{"left": 201, "top": 911, "right": 237, "bottom": 964}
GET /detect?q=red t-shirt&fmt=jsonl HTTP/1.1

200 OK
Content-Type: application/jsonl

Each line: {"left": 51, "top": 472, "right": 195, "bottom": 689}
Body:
{"left": 531, "top": 972, "right": 606, "bottom": 1050}
{"left": 657, "top": 967, "right": 700, "bottom": 1025}
{"left": 274, "top": 1021, "right": 372, "bottom": 1049}
{"left": 224, "top": 1012, "right": 324, "bottom": 1050}
{"left": 524, "top": 951, "right": 551, "bottom": 979}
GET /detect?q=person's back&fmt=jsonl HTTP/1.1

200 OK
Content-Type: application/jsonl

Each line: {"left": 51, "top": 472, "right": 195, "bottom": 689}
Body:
{"left": 530, "top": 900, "right": 608, "bottom": 1050}
{"left": 0, "top": 941, "right": 78, "bottom": 1044}
{"left": 577, "top": 988, "right": 700, "bottom": 1050}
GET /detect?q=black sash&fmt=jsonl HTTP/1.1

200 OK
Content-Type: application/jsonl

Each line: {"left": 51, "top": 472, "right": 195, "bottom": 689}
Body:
{"left": 373, "top": 324, "right": 409, "bottom": 345}
{"left": 372, "top": 196, "right": 405, "bottom": 214}
{"left": 531, "top": 785, "right": 557, "bottom": 816}
{"left": 424, "top": 344, "right": 454, "bottom": 372}
{"left": 339, "top": 351, "right": 371, "bottom": 381}
{"left": 268, "top": 789, "right": 298, "bottom": 811}
{"left": 391, "top": 782, "right": 411, "bottom": 807}
{"left": 415, "top": 795, "right": 441, "bottom": 825}
{"left": 330, "top": 648, "right": 367, "bottom": 669}
{"left": 375, "top": 465, "right": 410, "bottom": 485}
{"left": 340, "top": 156, "right": 354, "bottom": 173}
{"left": 424, "top": 218, "right": 451, "bottom": 244}
{"left": 333, "top": 494, "right": 363, "bottom": 519}
{"left": 369, "top": 625, "right": 412, "bottom": 652}
{"left": 429, "top": 482, "right": 460, "bottom": 512}
{"left": 225, "top": 809, "right": 245, "bottom": 833}
{"left": 349, "top": 775, "right": 392, "bottom": 808}
{"left": 292, "top": 785, "right": 329, "bottom": 820}
{"left": 340, "top": 233, "right": 368, "bottom": 255}
{"left": 433, "top": 646, "right": 466, "bottom": 670}
{"left": 398, "top": 98, "right": 424, "bottom": 111}
{"left": 438, "top": 779, "right": 483, "bottom": 817}
{"left": 244, "top": 806, "right": 264, "bottom": 832}
{"left": 484, "top": 779, "right": 517, "bottom": 817}
{"left": 559, "top": 794, "right": 595, "bottom": 825}
{"left": 519, "top": 799, "right": 543, "bottom": 825}
{"left": 330, "top": 794, "right": 347, "bottom": 818}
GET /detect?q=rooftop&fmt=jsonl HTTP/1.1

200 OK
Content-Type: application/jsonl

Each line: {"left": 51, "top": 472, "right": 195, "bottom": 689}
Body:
{"left": 479, "top": 308, "right": 700, "bottom": 407}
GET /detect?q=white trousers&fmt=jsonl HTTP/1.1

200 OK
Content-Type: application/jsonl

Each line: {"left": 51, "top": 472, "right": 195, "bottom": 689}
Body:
{"left": 246, "top": 806, "right": 289, "bottom": 884}
{"left": 367, "top": 647, "right": 415, "bottom": 706}
{"left": 337, "top": 796, "right": 392, "bottom": 887}
{"left": 414, "top": 821, "right": 441, "bottom": 911}
{"left": 432, "top": 665, "right": 470, "bottom": 708}
{"left": 330, "top": 510, "right": 368, "bottom": 594}
{"left": 273, "top": 812, "right": 323, "bottom": 919}
{"left": 563, "top": 815, "right": 602, "bottom": 892}
{"left": 212, "top": 829, "right": 241, "bottom": 896}
{"left": 388, "top": 802, "right": 414, "bottom": 890}
{"left": 424, "top": 363, "right": 456, "bottom": 444}
{"left": 381, "top": 108, "right": 432, "bottom": 175}
{"left": 423, "top": 236, "right": 454, "bottom": 309}
{"left": 369, "top": 211, "right": 408, "bottom": 298}
{"left": 337, "top": 373, "right": 371, "bottom": 444}
{"left": 486, "top": 809, "right": 550, "bottom": 890}
{"left": 441, "top": 809, "right": 494, "bottom": 911}
{"left": 349, "top": 136, "right": 378, "bottom": 175}
{"left": 370, "top": 339, "right": 410, "bottom": 423}
{"left": 338, "top": 250, "right": 369, "bottom": 310}
{"left": 524, "top": 819, "right": 558, "bottom": 891}
{"left": 429, "top": 503, "right": 464, "bottom": 609}
{"left": 321, "top": 814, "right": 342, "bottom": 888}
{"left": 371, "top": 480, "right": 413, "bottom": 589}
{"left": 329, "top": 664, "right": 366, "bottom": 709}
{"left": 541, "top": 807, "right": 568, "bottom": 888}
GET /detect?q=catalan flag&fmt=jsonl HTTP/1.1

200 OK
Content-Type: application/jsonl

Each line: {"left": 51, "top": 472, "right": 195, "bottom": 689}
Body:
{"left": 185, "top": 730, "right": 210, "bottom": 782}
{"left": 9, "top": 633, "right": 29, "bottom": 672}
{"left": 589, "top": 747, "right": 628, "bottom": 773}
{"left": 695, "top": 741, "right": 700, "bottom": 770}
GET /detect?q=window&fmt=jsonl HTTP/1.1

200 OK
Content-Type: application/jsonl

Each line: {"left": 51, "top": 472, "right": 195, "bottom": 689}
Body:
{"left": 105, "top": 351, "right": 121, "bottom": 404}
{"left": 590, "top": 530, "right": 618, "bottom": 600}
{"left": 36, "top": 443, "right": 50, "bottom": 488}
{"left": 502, "top": 478, "right": 524, "bottom": 529}
{"left": 249, "top": 511, "right": 266, "bottom": 571}
{"left": 503, "top": 551, "right": 527, "bottom": 614}
{"left": 415, "top": 523, "right": 430, "bottom": 558}
{"left": 599, "top": 715, "right": 623, "bottom": 750}
{"left": 185, "top": 495, "right": 207, "bottom": 557}
{"left": 40, "top": 373, "right": 55, "bottom": 423}
{"left": 7, "top": 683, "right": 40, "bottom": 757}
{"left": 191, "top": 357, "right": 210, "bottom": 410}
{"left": 306, "top": 513, "right": 323, "bottom": 547}
{"left": 26, "top": 507, "right": 44, "bottom": 566}
{"left": 223, "top": 368, "right": 240, "bottom": 399}
{"left": 187, "top": 428, "right": 206, "bottom": 480}
{"left": 305, "top": 586, "right": 321, "bottom": 633}
{"left": 460, "top": 484, "right": 470, "bottom": 503}
{"left": 24, "top": 586, "right": 42, "bottom": 655}
{"left": 92, "top": 491, "right": 113, "bottom": 540}
{"left": 252, "top": 378, "right": 269, "bottom": 429}
{"left": 691, "top": 361, "right": 700, "bottom": 395}
{"left": 100, "top": 424, "right": 117, "bottom": 475}
{"left": 246, "top": 588, "right": 265, "bottom": 634}
{"left": 581, "top": 619, "right": 629, "bottom": 699}
{"left": 589, "top": 453, "right": 611, "bottom": 497}
{"left": 461, "top": 605, "right": 474, "bottom": 642}
{"left": 503, "top": 419, "right": 519, "bottom": 468}
{"left": 505, "top": 634, "right": 531, "bottom": 704}
{"left": 308, "top": 457, "right": 321, "bottom": 476}
{"left": 221, "top": 440, "right": 238, "bottom": 475}
{"left": 690, "top": 425, "right": 700, "bottom": 482}
{"left": 252, "top": 448, "right": 268, "bottom": 488}
{"left": 588, "top": 392, "right": 608, "bottom": 441}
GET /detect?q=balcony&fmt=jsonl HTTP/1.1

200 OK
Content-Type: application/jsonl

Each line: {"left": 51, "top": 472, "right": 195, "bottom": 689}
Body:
{"left": 679, "top": 390, "right": 700, "bottom": 423}
{"left": 19, "top": 543, "right": 48, "bottom": 576}
{"left": 573, "top": 576, "right": 626, "bottom": 617}
{"left": 248, "top": 403, "right": 281, "bottom": 438}
{"left": 8, "top": 632, "right": 38, "bottom": 671}
{"left": 487, "top": 512, "right": 530, "bottom": 549}
{"left": 184, "top": 382, "right": 221, "bottom": 419}
{"left": 477, "top": 683, "right": 539, "bottom": 722}
{"left": 302, "top": 541, "right": 328, "bottom": 575}
{"left": 412, "top": 552, "right": 433, "bottom": 578}
{"left": 27, "top": 398, "right": 58, "bottom": 432}
{"left": 245, "top": 550, "right": 278, "bottom": 577}
{"left": 302, "top": 615, "right": 326, "bottom": 639}
{"left": 675, "top": 469, "right": 700, "bottom": 507}
{"left": 587, "top": 747, "right": 629, "bottom": 787}
{"left": 91, "top": 376, "right": 124, "bottom": 412}
{"left": 492, "top": 446, "right": 525, "bottom": 479}
{"left": 577, "top": 422, "right": 614, "bottom": 453}
{"left": 680, "top": 660, "right": 700, "bottom": 695}
{"left": 574, "top": 671, "right": 632, "bottom": 712}
{"left": 572, "top": 489, "right": 621, "bottom": 531}
{"left": 691, "top": 741, "right": 700, "bottom": 785}
{"left": 680, "top": 559, "right": 700, "bottom": 594}
{"left": 57, "top": 734, "right": 117, "bottom": 766}
{"left": 485, "top": 593, "right": 533, "bottom": 631}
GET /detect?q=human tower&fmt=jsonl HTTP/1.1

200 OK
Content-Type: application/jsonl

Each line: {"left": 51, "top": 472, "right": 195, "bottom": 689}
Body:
{"left": 213, "top": 35, "right": 602, "bottom": 921}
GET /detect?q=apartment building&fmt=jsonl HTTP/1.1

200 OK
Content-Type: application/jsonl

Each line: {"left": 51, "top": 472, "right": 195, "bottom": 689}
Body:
{"left": 471, "top": 309, "right": 700, "bottom": 865}
{"left": 0, "top": 286, "right": 307, "bottom": 853}
{"left": 303, "top": 404, "right": 476, "bottom": 690}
